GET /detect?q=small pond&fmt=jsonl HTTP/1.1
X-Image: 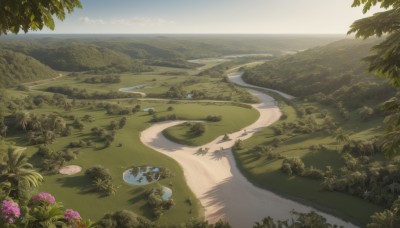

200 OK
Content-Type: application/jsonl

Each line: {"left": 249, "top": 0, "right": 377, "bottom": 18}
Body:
{"left": 123, "top": 166, "right": 160, "bottom": 186}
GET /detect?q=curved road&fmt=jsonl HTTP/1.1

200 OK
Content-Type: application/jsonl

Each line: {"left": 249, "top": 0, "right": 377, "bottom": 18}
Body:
{"left": 139, "top": 73, "right": 357, "bottom": 228}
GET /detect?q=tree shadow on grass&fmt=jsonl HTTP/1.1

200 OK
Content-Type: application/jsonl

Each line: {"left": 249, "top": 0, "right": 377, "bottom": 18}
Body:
{"left": 240, "top": 151, "right": 263, "bottom": 164}
{"left": 301, "top": 149, "right": 343, "bottom": 170}
{"left": 127, "top": 188, "right": 154, "bottom": 219}
{"left": 128, "top": 188, "right": 145, "bottom": 205}
{"left": 56, "top": 175, "right": 94, "bottom": 195}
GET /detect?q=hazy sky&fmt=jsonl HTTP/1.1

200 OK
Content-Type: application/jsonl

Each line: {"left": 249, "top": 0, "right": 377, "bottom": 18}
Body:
{"left": 40, "top": 0, "right": 380, "bottom": 34}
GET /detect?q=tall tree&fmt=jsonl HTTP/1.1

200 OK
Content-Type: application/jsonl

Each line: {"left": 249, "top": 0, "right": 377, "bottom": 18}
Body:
{"left": 0, "top": 148, "right": 43, "bottom": 197}
{"left": 0, "top": 0, "right": 82, "bottom": 35}
{"left": 15, "top": 111, "right": 31, "bottom": 132}
{"left": 348, "top": 0, "right": 400, "bottom": 156}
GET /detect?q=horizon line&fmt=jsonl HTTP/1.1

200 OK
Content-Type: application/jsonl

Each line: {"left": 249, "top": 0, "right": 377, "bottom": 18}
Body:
{"left": 8, "top": 32, "right": 349, "bottom": 36}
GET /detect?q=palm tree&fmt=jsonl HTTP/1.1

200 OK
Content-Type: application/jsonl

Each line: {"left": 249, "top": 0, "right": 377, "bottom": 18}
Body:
{"left": 1, "top": 148, "right": 43, "bottom": 192}
{"left": 15, "top": 111, "right": 31, "bottom": 131}
{"left": 43, "top": 130, "right": 56, "bottom": 145}
{"left": 28, "top": 203, "right": 66, "bottom": 228}
{"left": 334, "top": 128, "right": 350, "bottom": 151}
{"left": 52, "top": 116, "right": 66, "bottom": 133}
{"left": 30, "top": 113, "right": 42, "bottom": 131}
{"left": 254, "top": 217, "right": 277, "bottom": 228}
{"left": 368, "top": 210, "right": 397, "bottom": 228}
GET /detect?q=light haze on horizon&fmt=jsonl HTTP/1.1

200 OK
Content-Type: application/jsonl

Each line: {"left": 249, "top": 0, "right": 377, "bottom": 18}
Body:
{"left": 37, "top": 0, "right": 381, "bottom": 34}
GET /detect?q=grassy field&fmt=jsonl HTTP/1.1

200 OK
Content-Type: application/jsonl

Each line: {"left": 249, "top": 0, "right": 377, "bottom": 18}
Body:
{"left": 162, "top": 105, "right": 259, "bottom": 146}
{"left": 4, "top": 97, "right": 259, "bottom": 224}
{"left": 31, "top": 66, "right": 255, "bottom": 102}
{"left": 233, "top": 98, "right": 385, "bottom": 226}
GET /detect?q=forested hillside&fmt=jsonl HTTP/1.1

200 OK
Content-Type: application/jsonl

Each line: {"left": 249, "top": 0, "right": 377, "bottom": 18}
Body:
{"left": 0, "top": 35, "right": 340, "bottom": 60}
{"left": 28, "top": 44, "right": 145, "bottom": 72}
{"left": 0, "top": 49, "right": 56, "bottom": 87}
{"left": 243, "top": 38, "right": 396, "bottom": 109}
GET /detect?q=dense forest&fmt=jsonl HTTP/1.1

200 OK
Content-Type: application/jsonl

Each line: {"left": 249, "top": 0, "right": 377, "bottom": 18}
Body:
{"left": 243, "top": 38, "right": 396, "bottom": 110}
{"left": 28, "top": 44, "right": 145, "bottom": 72}
{"left": 0, "top": 35, "right": 341, "bottom": 59}
{"left": 0, "top": 35, "right": 343, "bottom": 88}
{"left": 0, "top": 49, "right": 57, "bottom": 87}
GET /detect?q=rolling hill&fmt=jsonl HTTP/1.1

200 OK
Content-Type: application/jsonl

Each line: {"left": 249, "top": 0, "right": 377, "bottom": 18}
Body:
{"left": 242, "top": 38, "right": 396, "bottom": 109}
{"left": 0, "top": 49, "right": 57, "bottom": 87}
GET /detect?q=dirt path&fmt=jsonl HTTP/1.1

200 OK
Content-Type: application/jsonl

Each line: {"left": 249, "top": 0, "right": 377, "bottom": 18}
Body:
{"left": 25, "top": 73, "right": 65, "bottom": 90}
{"left": 140, "top": 73, "right": 357, "bottom": 228}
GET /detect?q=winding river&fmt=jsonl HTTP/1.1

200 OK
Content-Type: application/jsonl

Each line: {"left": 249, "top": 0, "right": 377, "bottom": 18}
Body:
{"left": 137, "top": 72, "right": 357, "bottom": 228}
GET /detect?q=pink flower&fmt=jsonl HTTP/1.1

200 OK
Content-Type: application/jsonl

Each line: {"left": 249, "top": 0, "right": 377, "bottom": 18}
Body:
{"left": 64, "top": 209, "right": 81, "bottom": 221}
{"left": 32, "top": 192, "right": 56, "bottom": 205}
{"left": 1, "top": 200, "right": 20, "bottom": 224}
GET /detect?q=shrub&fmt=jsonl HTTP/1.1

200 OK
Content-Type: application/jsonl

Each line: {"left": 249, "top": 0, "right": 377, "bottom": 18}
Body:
{"left": 190, "top": 122, "right": 205, "bottom": 136}
{"left": 206, "top": 115, "right": 222, "bottom": 122}
{"left": 222, "top": 134, "right": 230, "bottom": 141}
{"left": 232, "top": 139, "right": 243, "bottom": 151}
{"left": 281, "top": 158, "right": 305, "bottom": 176}
{"left": 85, "top": 166, "right": 112, "bottom": 181}
{"left": 281, "top": 163, "right": 292, "bottom": 176}
{"left": 36, "top": 145, "right": 53, "bottom": 158}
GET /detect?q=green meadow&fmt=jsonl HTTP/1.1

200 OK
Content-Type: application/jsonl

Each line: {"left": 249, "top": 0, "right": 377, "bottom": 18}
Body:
{"left": 233, "top": 96, "right": 385, "bottom": 225}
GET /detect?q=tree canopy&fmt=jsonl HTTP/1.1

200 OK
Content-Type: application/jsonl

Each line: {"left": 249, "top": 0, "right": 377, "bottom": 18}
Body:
{"left": 348, "top": 0, "right": 400, "bottom": 88}
{"left": 349, "top": 0, "right": 400, "bottom": 156}
{"left": 0, "top": 0, "right": 82, "bottom": 35}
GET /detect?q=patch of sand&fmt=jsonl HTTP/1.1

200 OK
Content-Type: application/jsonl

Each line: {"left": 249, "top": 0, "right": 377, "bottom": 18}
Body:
{"left": 59, "top": 165, "right": 82, "bottom": 175}
{"left": 140, "top": 72, "right": 357, "bottom": 228}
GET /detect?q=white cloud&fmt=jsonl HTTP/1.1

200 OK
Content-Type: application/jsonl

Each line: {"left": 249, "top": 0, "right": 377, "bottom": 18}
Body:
{"left": 79, "top": 17, "right": 105, "bottom": 25}
{"left": 79, "top": 17, "right": 174, "bottom": 26}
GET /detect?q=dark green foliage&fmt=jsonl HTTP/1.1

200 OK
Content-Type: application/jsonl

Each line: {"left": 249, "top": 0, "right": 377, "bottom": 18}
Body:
{"left": 0, "top": 0, "right": 81, "bottom": 34}
{"left": 281, "top": 158, "right": 305, "bottom": 176}
{"left": 182, "top": 219, "right": 232, "bottom": 228}
{"left": 323, "top": 153, "right": 400, "bottom": 207}
{"left": 119, "top": 117, "right": 127, "bottom": 129}
{"left": 243, "top": 39, "right": 395, "bottom": 110}
{"left": 222, "top": 134, "right": 231, "bottom": 141}
{"left": 41, "top": 149, "right": 79, "bottom": 173}
{"left": 254, "top": 210, "right": 342, "bottom": 228}
{"left": 146, "top": 59, "right": 201, "bottom": 69}
{"left": 348, "top": 1, "right": 400, "bottom": 156}
{"left": 85, "top": 165, "right": 117, "bottom": 196}
{"left": 29, "top": 44, "right": 144, "bottom": 72}
{"left": 45, "top": 86, "right": 139, "bottom": 100}
{"left": 342, "top": 139, "right": 381, "bottom": 157}
{"left": 0, "top": 49, "right": 56, "bottom": 87}
{"left": 206, "top": 115, "right": 222, "bottom": 122}
{"left": 368, "top": 197, "right": 400, "bottom": 228}
{"left": 85, "top": 166, "right": 112, "bottom": 181}
{"left": 190, "top": 123, "right": 206, "bottom": 136}
{"left": 96, "top": 210, "right": 153, "bottom": 228}
{"left": 83, "top": 75, "right": 121, "bottom": 84}
{"left": 151, "top": 114, "right": 177, "bottom": 123}
{"left": 36, "top": 145, "right": 53, "bottom": 158}
{"left": 349, "top": 0, "right": 400, "bottom": 88}
{"left": 166, "top": 85, "right": 186, "bottom": 98}
{"left": 232, "top": 139, "right": 243, "bottom": 151}
{"left": 381, "top": 95, "right": 400, "bottom": 156}
{"left": 145, "top": 188, "right": 175, "bottom": 219}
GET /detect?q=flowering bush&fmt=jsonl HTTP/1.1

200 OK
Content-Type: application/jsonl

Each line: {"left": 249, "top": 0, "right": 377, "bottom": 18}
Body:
{"left": 1, "top": 200, "right": 20, "bottom": 224}
{"left": 32, "top": 192, "right": 56, "bottom": 205}
{"left": 65, "top": 209, "right": 81, "bottom": 222}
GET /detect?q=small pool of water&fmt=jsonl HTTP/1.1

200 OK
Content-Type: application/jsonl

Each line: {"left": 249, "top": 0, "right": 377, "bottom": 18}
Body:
{"left": 161, "top": 186, "right": 172, "bottom": 200}
{"left": 123, "top": 166, "right": 160, "bottom": 186}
